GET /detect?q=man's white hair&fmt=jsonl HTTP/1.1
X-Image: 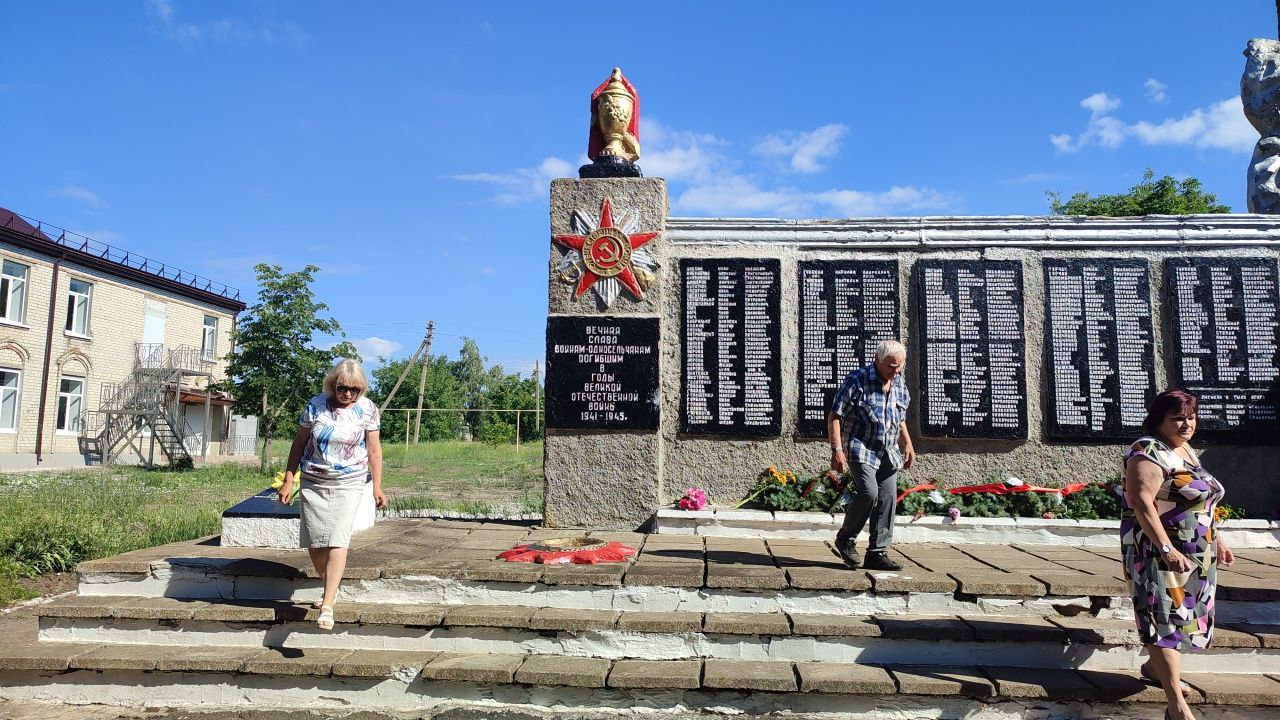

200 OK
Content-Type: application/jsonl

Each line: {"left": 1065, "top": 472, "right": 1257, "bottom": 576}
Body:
{"left": 875, "top": 339, "right": 907, "bottom": 361}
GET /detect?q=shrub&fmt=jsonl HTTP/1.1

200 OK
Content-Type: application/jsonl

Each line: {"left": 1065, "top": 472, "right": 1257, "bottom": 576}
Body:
{"left": 0, "top": 519, "right": 95, "bottom": 577}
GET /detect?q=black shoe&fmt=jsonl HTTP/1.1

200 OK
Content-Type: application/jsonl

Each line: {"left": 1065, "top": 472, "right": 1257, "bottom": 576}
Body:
{"left": 836, "top": 541, "right": 860, "bottom": 569}
{"left": 863, "top": 552, "right": 903, "bottom": 571}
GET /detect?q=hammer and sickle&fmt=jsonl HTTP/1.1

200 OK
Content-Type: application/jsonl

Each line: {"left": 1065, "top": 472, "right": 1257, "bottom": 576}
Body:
{"left": 595, "top": 240, "right": 620, "bottom": 265}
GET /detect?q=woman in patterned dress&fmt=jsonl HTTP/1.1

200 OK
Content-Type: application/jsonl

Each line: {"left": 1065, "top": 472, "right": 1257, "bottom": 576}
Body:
{"left": 1122, "top": 389, "right": 1234, "bottom": 720}
{"left": 278, "top": 359, "right": 386, "bottom": 630}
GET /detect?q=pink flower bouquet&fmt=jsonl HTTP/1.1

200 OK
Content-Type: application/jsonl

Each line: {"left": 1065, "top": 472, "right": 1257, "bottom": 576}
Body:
{"left": 678, "top": 487, "right": 708, "bottom": 511}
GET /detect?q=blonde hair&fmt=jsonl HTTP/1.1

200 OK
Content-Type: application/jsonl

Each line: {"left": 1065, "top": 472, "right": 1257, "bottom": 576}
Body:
{"left": 323, "top": 359, "right": 369, "bottom": 398}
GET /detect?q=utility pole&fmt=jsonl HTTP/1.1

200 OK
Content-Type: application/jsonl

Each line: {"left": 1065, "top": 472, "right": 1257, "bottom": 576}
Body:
{"left": 529, "top": 361, "right": 540, "bottom": 427}
{"left": 413, "top": 321, "right": 435, "bottom": 444}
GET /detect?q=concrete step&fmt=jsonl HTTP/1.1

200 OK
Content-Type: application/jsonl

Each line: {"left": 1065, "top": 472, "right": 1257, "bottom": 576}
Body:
{"left": 3, "top": 642, "right": 1280, "bottom": 715}
{"left": 33, "top": 596, "right": 1280, "bottom": 673}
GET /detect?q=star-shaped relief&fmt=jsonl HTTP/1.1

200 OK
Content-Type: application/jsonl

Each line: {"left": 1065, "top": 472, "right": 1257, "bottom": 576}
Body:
{"left": 552, "top": 197, "right": 659, "bottom": 307}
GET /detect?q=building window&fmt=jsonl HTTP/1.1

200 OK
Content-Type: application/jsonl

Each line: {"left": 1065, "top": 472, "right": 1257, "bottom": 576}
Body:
{"left": 0, "top": 261, "right": 28, "bottom": 324}
{"left": 202, "top": 315, "right": 217, "bottom": 361}
{"left": 0, "top": 369, "right": 19, "bottom": 432}
{"left": 65, "top": 279, "right": 92, "bottom": 336}
{"left": 56, "top": 376, "right": 84, "bottom": 433}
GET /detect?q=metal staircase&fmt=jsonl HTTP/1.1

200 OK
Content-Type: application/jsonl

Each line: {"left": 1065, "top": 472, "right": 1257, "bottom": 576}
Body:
{"left": 80, "top": 344, "right": 215, "bottom": 468}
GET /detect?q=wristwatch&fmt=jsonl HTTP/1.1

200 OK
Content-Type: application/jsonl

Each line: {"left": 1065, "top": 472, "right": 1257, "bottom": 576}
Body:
{"left": 1160, "top": 543, "right": 1173, "bottom": 555}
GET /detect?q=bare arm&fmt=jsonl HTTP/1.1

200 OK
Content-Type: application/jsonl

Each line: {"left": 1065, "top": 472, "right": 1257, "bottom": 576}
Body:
{"left": 278, "top": 426, "right": 310, "bottom": 503}
{"left": 899, "top": 421, "right": 915, "bottom": 470}
{"left": 1124, "top": 457, "right": 1192, "bottom": 572}
{"left": 827, "top": 411, "right": 847, "bottom": 474}
{"left": 367, "top": 430, "right": 386, "bottom": 508}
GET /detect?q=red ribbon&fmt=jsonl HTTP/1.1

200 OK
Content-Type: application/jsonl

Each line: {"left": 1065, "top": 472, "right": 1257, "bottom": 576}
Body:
{"left": 895, "top": 480, "right": 1093, "bottom": 503}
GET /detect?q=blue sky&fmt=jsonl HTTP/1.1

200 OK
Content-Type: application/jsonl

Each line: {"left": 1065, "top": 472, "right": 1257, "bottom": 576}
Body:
{"left": 0, "top": 1, "right": 1272, "bottom": 375}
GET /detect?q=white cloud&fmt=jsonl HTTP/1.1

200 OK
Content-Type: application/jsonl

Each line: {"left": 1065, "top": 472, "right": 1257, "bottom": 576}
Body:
{"left": 451, "top": 156, "right": 574, "bottom": 204}
{"left": 55, "top": 184, "right": 104, "bottom": 207}
{"left": 640, "top": 117, "right": 725, "bottom": 183}
{"left": 1145, "top": 78, "right": 1168, "bottom": 103}
{"left": 753, "top": 124, "right": 848, "bottom": 174}
{"left": 676, "top": 176, "right": 956, "bottom": 218}
{"left": 1081, "top": 92, "right": 1121, "bottom": 115}
{"left": 146, "top": 0, "right": 308, "bottom": 47}
{"left": 350, "top": 336, "right": 403, "bottom": 362}
{"left": 1051, "top": 94, "right": 1255, "bottom": 154}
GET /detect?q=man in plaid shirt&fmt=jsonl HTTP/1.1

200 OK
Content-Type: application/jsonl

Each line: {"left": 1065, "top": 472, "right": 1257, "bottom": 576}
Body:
{"left": 827, "top": 339, "right": 915, "bottom": 571}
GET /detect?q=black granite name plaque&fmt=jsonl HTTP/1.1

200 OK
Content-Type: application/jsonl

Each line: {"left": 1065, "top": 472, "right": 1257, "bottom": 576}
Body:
{"left": 1044, "top": 259, "right": 1157, "bottom": 439}
{"left": 681, "top": 259, "right": 782, "bottom": 436}
{"left": 1166, "top": 258, "right": 1280, "bottom": 442}
{"left": 916, "top": 260, "right": 1028, "bottom": 439}
{"left": 797, "top": 260, "right": 900, "bottom": 437}
{"left": 545, "top": 315, "right": 660, "bottom": 430}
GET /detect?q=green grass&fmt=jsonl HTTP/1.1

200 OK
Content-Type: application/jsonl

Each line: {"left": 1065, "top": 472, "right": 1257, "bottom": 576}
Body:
{"left": 0, "top": 439, "right": 544, "bottom": 606}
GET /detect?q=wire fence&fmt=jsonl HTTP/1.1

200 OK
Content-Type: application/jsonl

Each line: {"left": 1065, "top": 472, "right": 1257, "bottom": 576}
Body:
{"left": 380, "top": 407, "right": 543, "bottom": 454}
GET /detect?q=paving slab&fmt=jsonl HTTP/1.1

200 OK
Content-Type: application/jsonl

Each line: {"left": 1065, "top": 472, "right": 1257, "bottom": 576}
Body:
{"left": 789, "top": 614, "right": 882, "bottom": 637}
{"left": 616, "top": 611, "right": 703, "bottom": 633}
{"left": 1223, "top": 622, "right": 1280, "bottom": 648}
{"left": 890, "top": 666, "right": 995, "bottom": 698}
{"left": 877, "top": 615, "right": 973, "bottom": 641}
{"left": 1219, "top": 575, "right": 1280, "bottom": 602}
{"left": 624, "top": 564, "right": 704, "bottom": 587}
{"left": 154, "top": 645, "right": 265, "bottom": 673}
{"left": 1183, "top": 672, "right": 1280, "bottom": 705}
{"left": 0, "top": 642, "right": 99, "bottom": 671}
{"left": 703, "top": 612, "right": 791, "bottom": 636}
{"left": 949, "top": 571, "right": 1045, "bottom": 597}
{"left": 110, "top": 597, "right": 210, "bottom": 620}
{"left": 958, "top": 615, "right": 1068, "bottom": 642}
{"left": 797, "top": 662, "right": 896, "bottom": 694}
{"left": 785, "top": 567, "right": 871, "bottom": 591}
{"left": 380, "top": 559, "right": 473, "bottom": 580}
{"left": 540, "top": 565, "right": 627, "bottom": 587}
{"left": 1213, "top": 626, "right": 1264, "bottom": 648}
{"left": 191, "top": 602, "right": 277, "bottom": 623}
{"left": 358, "top": 604, "right": 447, "bottom": 626}
{"left": 463, "top": 562, "right": 544, "bottom": 584}
{"left": 443, "top": 605, "right": 536, "bottom": 628}
{"left": 704, "top": 566, "right": 787, "bottom": 590}
{"left": 703, "top": 659, "right": 797, "bottom": 691}
{"left": 38, "top": 596, "right": 136, "bottom": 619}
{"left": 983, "top": 666, "right": 1097, "bottom": 699}
{"left": 242, "top": 647, "right": 354, "bottom": 676}
{"left": 866, "top": 570, "right": 956, "bottom": 593}
{"left": 1030, "top": 572, "right": 1126, "bottom": 596}
{"left": 1079, "top": 669, "right": 1205, "bottom": 703}
{"left": 515, "top": 655, "right": 611, "bottom": 688}
{"left": 1048, "top": 616, "right": 1140, "bottom": 645}
{"left": 331, "top": 650, "right": 438, "bottom": 678}
{"left": 528, "top": 608, "right": 619, "bottom": 632}
{"left": 68, "top": 645, "right": 163, "bottom": 671}
{"left": 607, "top": 659, "right": 702, "bottom": 689}
{"left": 422, "top": 652, "right": 526, "bottom": 683}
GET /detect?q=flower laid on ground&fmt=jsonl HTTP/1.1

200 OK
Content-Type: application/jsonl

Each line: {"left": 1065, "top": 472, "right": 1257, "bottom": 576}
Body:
{"left": 736, "top": 466, "right": 843, "bottom": 512}
{"left": 1215, "top": 505, "right": 1230, "bottom": 524}
{"left": 1042, "top": 511, "right": 1055, "bottom": 520}
{"left": 927, "top": 490, "right": 947, "bottom": 505}
{"left": 947, "top": 507, "right": 962, "bottom": 522}
{"left": 1005, "top": 476, "right": 1024, "bottom": 487}
{"left": 678, "top": 487, "right": 708, "bottom": 511}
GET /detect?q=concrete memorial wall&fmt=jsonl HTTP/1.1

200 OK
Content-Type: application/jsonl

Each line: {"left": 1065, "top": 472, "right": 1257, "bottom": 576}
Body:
{"left": 545, "top": 178, "right": 1280, "bottom": 529}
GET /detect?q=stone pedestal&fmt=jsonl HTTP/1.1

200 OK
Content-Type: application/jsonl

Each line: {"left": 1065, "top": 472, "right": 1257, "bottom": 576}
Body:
{"left": 543, "top": 178, "right": 668, "bottom": 529}
{"left": 1243, "top": 38, "right": 1280, "bottom": 213}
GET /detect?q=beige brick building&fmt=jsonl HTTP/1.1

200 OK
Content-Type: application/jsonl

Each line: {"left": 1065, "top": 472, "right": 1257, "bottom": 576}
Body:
{"left": 0, "top": 208, "right": 247, "bottom": 469}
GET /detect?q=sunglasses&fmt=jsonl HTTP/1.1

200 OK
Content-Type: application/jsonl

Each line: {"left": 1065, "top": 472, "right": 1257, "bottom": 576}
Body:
{"left": 335, "top": 385, "right": 364, "bottom": 395}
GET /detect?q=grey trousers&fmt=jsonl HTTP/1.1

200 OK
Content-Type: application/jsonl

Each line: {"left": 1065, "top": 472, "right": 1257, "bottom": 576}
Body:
{"left": 834, "top": 461, "right": 900, "bottom": 555}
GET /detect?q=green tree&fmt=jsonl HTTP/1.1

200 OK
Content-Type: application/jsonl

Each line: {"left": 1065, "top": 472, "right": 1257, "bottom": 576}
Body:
{"left": 474, "top": 368, "right": 542, "bottom": 444}
{"left": 1047, "top": 169, "right": 1231, "bottom": 216}
{"left": 222, "top": 264, "right": 356, "bottom": 471}
{"left": 368, "top": 354, "right": 467, "bottom": 443}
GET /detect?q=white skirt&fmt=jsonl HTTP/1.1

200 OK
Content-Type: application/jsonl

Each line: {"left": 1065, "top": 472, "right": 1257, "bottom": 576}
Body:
{"left": 298, "top": 474, "right": 366, "bottom": 548}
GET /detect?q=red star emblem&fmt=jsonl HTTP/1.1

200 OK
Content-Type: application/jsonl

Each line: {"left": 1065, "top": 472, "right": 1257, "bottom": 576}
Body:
{"left": 553, "top": 197, "right": 659, "bottom": 300}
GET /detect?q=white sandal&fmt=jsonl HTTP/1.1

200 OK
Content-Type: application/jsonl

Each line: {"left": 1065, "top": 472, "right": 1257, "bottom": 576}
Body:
{"left": 317, "top": 605, "right": 335, "bottom": 631}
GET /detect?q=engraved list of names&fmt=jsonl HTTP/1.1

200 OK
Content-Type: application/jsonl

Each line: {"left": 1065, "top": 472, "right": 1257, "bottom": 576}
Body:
{"left": 916, "top": 260, "right": 1028, "bottom": 439}
{"left": 796, "top": 260, "right": 900, "bottom": 437}
{"left": 1043, "top": 259, "right": 1157, "bottom": 439}
{"left": 681, "top": 259, "right": 782, "bottom": 436}
{"left": 1166, "top": 258, "right": 1280, "bottom": 441}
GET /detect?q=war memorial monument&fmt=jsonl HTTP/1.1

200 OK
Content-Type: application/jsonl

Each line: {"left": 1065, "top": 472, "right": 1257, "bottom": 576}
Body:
{"left": 2, "top": 63, "right": 1280, "bottom": 719}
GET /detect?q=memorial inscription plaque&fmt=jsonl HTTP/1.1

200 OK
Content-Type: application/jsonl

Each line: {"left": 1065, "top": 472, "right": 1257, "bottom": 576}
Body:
{"left": 916, "top": 259, "right": 1028, "bottom": 439}
{"left": 1166, "top": 257, "right": 1280, "bottom": 442}
{"left": 681, "top": 259, "right": 782, "bottom": 436}
{"left": 1044, "top": 259, "right": 1157, "bottom": 439}
{"left": 797, "top": 260, "right": 900, "bottom": 437}
{"left": 545, "top": 315, "right": 660, "bottom": 430}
